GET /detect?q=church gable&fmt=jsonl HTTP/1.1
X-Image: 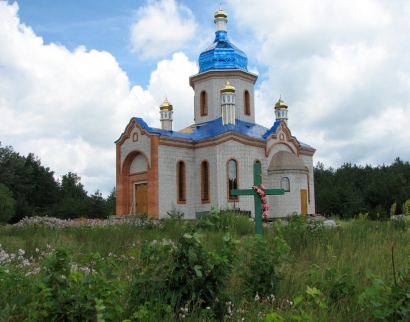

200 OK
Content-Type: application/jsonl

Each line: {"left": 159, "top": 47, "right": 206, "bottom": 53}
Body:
{"left": 265, "top": 122, "right": 299, "bottom": 158}
{"left": 116, "top": 118, "right": 153, "bottom": 173}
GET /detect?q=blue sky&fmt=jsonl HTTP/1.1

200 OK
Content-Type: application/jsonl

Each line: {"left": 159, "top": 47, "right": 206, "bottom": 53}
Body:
{"left": 1, "top": 0, "right": 410, "bottom": 196}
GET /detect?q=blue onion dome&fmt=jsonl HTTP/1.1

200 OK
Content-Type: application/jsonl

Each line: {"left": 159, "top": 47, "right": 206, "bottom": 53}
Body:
{"left": 198, "top": 6, "right": 248, "bottom": 73}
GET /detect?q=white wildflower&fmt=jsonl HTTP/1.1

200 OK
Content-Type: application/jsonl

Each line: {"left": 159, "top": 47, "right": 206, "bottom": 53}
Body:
{"left": 254, "top": 293, "right": 260, "bottom": 302}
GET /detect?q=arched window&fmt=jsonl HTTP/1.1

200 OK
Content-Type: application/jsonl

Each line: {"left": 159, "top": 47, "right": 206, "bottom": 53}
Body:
{"left": 132, "top": 132, "right": 138, "bottom": 142}
{"left": 177, "top": 161, "right": 186, "bottom": 203}
{"left": 227, "top": 159, "right": 238, "bottom": 201}
{"left": 244, "top": 90, "right": 250, "bottom": 115}
{"left": 200, "top": 91, "right": 208, "bottom": 116}
{"left": 201, "top": 161, "right": 210, "bottom": 203}
{"left": 281, "top": 177, "right": 290, "bottom": 192}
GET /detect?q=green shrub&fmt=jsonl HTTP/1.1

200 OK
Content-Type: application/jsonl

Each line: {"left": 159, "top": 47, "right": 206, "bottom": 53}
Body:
{"left": 279, "top": 214, "right": 326, "bottom": 251}
{"left": 308, "top": 264, "right": 356, "bottom": 306}
{"left": 30, "top": 248, "right": 124, "bottom": 321}
{"left": 128, "top": 227, "right": 238, "bottom": 318}
{"left": 359, "top": 256, "right": 410, "bottom": 321}
{"left": 0, "top": 265, "right": 33, "bottom": 320}
{"left": 237, "top": 233, "right": 290, "bottom": 300}
{"left": 219, "top": 211, "right": 254, "bottom": 236}
{"left": 196, "top": 205, "right": 221, "bottom": 230}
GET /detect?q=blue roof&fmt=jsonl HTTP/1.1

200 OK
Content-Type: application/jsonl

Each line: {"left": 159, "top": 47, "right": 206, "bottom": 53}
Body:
{"left": 135, "top": 117, "right": 314, "bottom": 149}
{"left": 198, "top": 31, "right": 248, "bottom": 73}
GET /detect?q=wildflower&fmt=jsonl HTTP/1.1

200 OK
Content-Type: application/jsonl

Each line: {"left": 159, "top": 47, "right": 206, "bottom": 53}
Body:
{"left": 258, "top": 311, "right": 265, "bottom": 318}
{"left": 254, "top": 293, "right": 260, "bottom": 301}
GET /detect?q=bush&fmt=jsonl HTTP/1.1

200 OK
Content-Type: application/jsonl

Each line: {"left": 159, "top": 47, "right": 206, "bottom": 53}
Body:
{"left": 30, "top": 248, "right": 124, "bottom": 321}
{"left": 128, "top": 227, "right": 238, "bottom": 318}
{"left": 359, "top": 256, "right": 410, "bottom": 321}
{"left": 279, "top": 213, "right": 325, "bottom": 251}
{"left": 237, "top": 233, "right": 290, "bottom": 300}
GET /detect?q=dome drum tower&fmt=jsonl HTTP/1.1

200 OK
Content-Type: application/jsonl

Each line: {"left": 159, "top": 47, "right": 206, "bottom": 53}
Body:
{"left": 189, "top": 6, "right": 258, "bottom": 125}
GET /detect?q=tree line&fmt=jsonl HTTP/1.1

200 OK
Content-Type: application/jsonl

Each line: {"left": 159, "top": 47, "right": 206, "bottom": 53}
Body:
{"left": 314, "top": 157, "right": 410, "bottom": 219}
{"left": 0, "top": 146, "right": 115, "bottom": 224}
{"left": 2, "top": 144, "right": 410, "bottom": 224}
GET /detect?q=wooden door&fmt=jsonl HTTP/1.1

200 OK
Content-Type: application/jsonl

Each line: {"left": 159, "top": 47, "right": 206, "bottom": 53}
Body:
{"left": 135, "top": 183, "right": 148, "bottom": 215}
{"left": 300, "top": 189, "right": 308, "bottom": 215}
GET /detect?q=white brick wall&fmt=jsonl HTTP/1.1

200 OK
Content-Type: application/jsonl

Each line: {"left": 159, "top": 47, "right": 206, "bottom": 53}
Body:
{"left": 119, "top": 120, "right": 316, "bottom": 220}
{"left": 120, "top": 127, "right": 151, "bottom": 171}
{"left": 192, "top": 76, "right": 256, "bottom": 124}
{"left": 267, "top": 170, "right": 309, "bottom": 217}
{"left": 158, "top": 145, "right": 196, "bottom": 219}
{"left": 130, "top": 154, "right": 147, "bottom": 173}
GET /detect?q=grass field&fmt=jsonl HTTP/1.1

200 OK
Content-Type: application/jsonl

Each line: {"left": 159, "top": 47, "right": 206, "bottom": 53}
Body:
{"left": 1, "top": 211, "right": 410, "bottom": 321}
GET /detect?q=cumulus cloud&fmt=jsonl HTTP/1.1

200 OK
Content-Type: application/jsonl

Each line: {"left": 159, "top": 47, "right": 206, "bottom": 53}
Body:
{"left": 0, "top": 2, "right": 197, "bottom": 195}
{"left": 229, "top": 0, "right": 410, "bottom": 167}
{"left": 129, "top": 0, "right": 198, "bottom": 59}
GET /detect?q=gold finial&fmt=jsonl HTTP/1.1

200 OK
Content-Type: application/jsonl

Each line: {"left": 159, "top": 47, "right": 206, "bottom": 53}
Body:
{"left": 275, "top": 95, "right": 288, "bottom": 110}
{"left": 160, "top": 97, "right": 173, "bottom": 111}
{"left": 220, "top": 80, "right": 235, "bottom": 94}
{"left": 215, "top": 4, "right": 227, "bottom": 19}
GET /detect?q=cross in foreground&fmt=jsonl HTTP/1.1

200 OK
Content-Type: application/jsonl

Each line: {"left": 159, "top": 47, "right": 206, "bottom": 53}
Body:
{"left": 231, "top": 163, "right": 284, "bottom": 235}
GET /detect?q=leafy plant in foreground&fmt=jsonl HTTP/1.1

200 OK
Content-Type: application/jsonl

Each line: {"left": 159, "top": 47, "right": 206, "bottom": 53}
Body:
{"left": 359, "top": 255, "right": 410, "bottom": 321}
{"left": 307, "top": 264, "right": 356, "bottom": 308}
{"left": 129, "top": 227, "right": 238, "bottom": 318}
{"left": 30, "top": 248, "right": 124, "bottom": 321}
{"left": 238, "top": 233, "right": 290, "bottom": 300}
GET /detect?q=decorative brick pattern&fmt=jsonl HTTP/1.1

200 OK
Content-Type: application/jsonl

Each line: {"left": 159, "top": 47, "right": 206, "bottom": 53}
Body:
{"left": 116, "top": 64, "right": 316, "bottom": 219}
{"left": 191, "top": 71, "right": 257, "bottom": 124}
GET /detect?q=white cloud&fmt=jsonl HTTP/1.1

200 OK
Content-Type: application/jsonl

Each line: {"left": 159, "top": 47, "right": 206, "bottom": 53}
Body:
{"left": 228, "top": 0, "right": 410, "bottom": 168}
{"left": 2, "top": 0, "right": 410, "bottom": 199}
{"left": 0, "top": 1, "right": 198, "bottom": 195}
{"left": 129, "top": 0, "right": 198, "bottom": 59}
{"left": 147, "top": 52, "right": 197, "bottom": 129}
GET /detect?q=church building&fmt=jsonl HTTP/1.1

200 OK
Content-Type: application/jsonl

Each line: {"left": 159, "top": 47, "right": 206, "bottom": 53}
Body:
{"left": 115, "top": 7, "right": 316, "bottom": 219}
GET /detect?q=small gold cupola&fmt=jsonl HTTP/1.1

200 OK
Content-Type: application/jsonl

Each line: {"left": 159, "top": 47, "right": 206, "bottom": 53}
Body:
{"left": 220, "top": 80, "right": 236, "bottom": 125}
{"left": 220, "top": 80, "right": 235, "bottom": 94}
{"left": 214, "top": 6, "right": 228, "bottom": 19}
{"left": 214, "top": 5, "right": 228, "bottom": 32}
{"left": 159, "top": 97, "right": 173, "bottom": 131}
{"left": 160, "top": 98, "right": 173, "bottom": 111}
{"left": 274, "top": 95, "right": 289, "bottom": 125}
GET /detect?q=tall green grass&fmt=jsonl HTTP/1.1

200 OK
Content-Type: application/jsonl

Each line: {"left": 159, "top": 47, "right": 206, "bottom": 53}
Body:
{"left": 1, "top": 213, "right": 410, "bottom": 321}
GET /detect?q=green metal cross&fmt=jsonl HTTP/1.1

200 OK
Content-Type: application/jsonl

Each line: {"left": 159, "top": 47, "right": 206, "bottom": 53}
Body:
{"left": 231, "top": 163, "right": 284, "bottom": 235}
